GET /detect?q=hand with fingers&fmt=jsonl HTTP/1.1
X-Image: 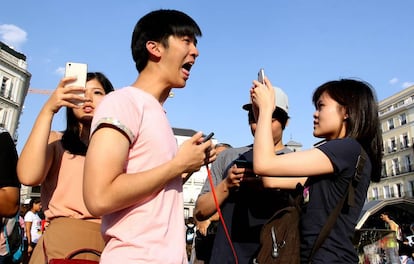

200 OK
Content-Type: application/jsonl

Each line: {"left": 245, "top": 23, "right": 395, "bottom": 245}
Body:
{"left": 44, "top": 76, "right": 88, "bottom": 114}
{"left": 175, "top": 132, "right": 217, "bottom": 174}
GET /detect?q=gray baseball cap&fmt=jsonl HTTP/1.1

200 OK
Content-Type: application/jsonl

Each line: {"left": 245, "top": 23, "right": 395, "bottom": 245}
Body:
{"left": 242, "top": 86, "right": 289, "bottom": 115}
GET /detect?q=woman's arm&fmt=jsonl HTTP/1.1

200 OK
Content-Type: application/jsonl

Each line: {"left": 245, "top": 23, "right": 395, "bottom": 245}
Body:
{"left": 0, "top": 187, "right": 19, "bottom": 217}
{"left": 0, "top": 131, "right": 19, "bottom": 217}
{"left": 251, "top": 78, "right": 334, "bottom": 188}
{"left": 17, "top": 77, "right": 84, "bottom": 186}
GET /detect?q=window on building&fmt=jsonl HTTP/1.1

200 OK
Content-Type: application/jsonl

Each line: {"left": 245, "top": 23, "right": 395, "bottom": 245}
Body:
{"left": 7, "top": 81, "right": 13, "bottom": 100}
{"left": 372, "top": 187, "right": 379, "bottom": 200}
{"left": 184, "top": 207, "right": 190, "bottom": 220}
{"left": 193, "top": 174, "right": 206, "bottom": 184}
{"left": 31, "top": 186, "right": 41, "bottom": 195}
{"left": 0, "top": 108, "right": 7, "bottom": 127}
{"left": 381, "top": 162, "right": 387, "bottom": 178}
{"left": 395, "top": 100, "right": 405, "bottom": 108}
{"left": 410, "top": 181, "right": 414, "bottom": 197}
{"left": 182, "top": 186, "right": 192, "bottom": 203}
{"left": 388, "top": 118, "right": 395, "bottom": 130}
{"left": 0, "top": 76, "right": 7, "bottom": 97}
{"left": 392, "top": 158, "right": 400, "bottom": 175}
{"left": 401, "top": 133, "right": 410, "bottom": 148}
{"left": 0, "top": 76, "right": 13, "bottom": 100}
{"left": 404, "top": 155, "right": 412, "bottom": 173}
{"left": 396, "top": 183, "right": 403, "bottom": 197}
{"left": 400, "top": 113, "right": 407, "bottom": 126}
{"left": 390, "top": 138, "right": 397, "bottom": 152}
{"left": 383, "top": 186, "right": 390, "bottom": 198}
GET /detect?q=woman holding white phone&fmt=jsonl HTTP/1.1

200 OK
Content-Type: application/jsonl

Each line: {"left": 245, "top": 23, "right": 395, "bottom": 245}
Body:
{"left": 17, "top": 72, "right": 114, "bottom": 264}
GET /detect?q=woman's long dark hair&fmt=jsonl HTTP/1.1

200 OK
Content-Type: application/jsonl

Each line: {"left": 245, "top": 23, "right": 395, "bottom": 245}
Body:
{"left": 61, "top": 72, "right": 114, "bottom": 155}
{"left": 312, "top": 79, "right": 383, "bottom": 182}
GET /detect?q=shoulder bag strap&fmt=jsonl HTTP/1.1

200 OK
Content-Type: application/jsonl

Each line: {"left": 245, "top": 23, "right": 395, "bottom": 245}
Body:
{"left": 308, "top": 146, "right": 367, "bottom": 262}
{"left": 206, "top": 164, "right": 239, "bottom": 264}
{"left": 3, "top": 212, "right": 20, "bottom": 254}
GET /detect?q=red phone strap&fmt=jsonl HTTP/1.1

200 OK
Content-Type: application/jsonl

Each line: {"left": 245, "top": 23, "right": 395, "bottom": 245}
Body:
{"left": 205, "top": 164, "right": 239, "bottom": 264}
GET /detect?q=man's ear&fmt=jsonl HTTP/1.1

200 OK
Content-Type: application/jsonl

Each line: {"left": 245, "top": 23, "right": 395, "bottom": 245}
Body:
{"left": 146, "top": 41, "right": 161, "bottom": 58}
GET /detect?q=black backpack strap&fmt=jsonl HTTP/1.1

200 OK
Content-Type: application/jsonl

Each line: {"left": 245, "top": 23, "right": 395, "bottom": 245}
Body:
{"left": 348, "top": 148, "right": 367, "bottom": 208}
{"left": 308, "top": 146, "right": 367, "bottom": 262}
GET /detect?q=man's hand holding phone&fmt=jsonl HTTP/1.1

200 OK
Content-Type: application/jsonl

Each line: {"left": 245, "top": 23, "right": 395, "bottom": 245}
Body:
{"left": 226, "top": 159, "right": 259, "bottom": 188}
{"left": 234, "top": 159, "right": 253, "bottom": 169}
{"left": 181, "top": 132, "right": 216, "bottom": 183}
{"left": 176, "top": 132, "right": 216, "bottom": 174}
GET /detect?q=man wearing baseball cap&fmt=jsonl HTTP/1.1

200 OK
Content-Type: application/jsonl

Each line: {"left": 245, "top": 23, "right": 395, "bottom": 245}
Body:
{"left": 195, "top": 86, "right": 293, "bottom": 263}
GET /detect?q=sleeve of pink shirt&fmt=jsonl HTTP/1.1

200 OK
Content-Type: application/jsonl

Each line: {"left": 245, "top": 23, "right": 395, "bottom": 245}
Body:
{"left": 91, "top": 88, "right": 142, "bottom": 144}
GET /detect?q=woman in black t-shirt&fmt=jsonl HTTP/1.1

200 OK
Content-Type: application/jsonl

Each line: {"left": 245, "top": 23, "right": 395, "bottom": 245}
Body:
{"left": 251, "top": 78, "right": 382, "bottom": 263}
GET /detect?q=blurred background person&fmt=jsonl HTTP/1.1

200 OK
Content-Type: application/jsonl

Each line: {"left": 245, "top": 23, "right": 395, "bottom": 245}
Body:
{"left": 0, "top": 127, "right": 20, "bottom": 264}
{"left": 192, "top": 143, "right": 232, "bottom": 264}
{"left": 195, "top": 86, "right": 294, "bottom": 263}
{"left": 24, "top": 198, "right": 42, "bottom": 262}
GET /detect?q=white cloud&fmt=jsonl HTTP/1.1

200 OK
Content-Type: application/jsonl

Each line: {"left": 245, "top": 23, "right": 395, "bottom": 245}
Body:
{"left": 0, "top": 24, "right": 27, "bottom": 50}
{"left": 389, "top": 78, "right": 399, "bottom": 85}
{"left": 402, "top": 82, "right": 414, "bottom": 88}
{"left": 55, "top": 67, "right": 65, "bottom": 76}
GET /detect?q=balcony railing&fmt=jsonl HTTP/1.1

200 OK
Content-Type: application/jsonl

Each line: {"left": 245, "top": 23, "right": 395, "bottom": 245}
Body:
{"left": 368, "top": 190, "right": 414, "bottom": 201}
{"left": 382, "top": 164, "right": 414, "bottom": 178}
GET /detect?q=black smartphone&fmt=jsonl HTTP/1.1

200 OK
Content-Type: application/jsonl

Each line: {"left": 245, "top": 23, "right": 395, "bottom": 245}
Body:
{"left": 202, "top": 132, "right": 214, "bottom": 143}
{"left": 234, "top": 159, "right": 253, "bottom": 169}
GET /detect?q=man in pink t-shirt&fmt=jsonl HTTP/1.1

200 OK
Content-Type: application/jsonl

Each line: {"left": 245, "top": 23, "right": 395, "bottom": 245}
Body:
{"left": 83, "top": 9, "right": 216, "bottom": 264}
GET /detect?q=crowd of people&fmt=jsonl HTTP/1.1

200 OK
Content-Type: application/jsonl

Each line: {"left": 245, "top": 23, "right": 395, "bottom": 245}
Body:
{"left": 0, "top": 7, "right": 410, "bottom": 264}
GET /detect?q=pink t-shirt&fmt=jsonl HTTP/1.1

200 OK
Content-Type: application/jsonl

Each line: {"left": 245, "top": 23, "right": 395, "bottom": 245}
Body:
{"left": 91, "top": 86, "right": 187, "bottom": 264}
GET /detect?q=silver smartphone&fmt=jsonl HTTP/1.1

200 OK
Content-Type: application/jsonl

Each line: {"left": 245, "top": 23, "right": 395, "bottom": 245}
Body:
{"left": 258, "top": 68, "right": 265, "bottom": 84}
{"left": 64, "top": 62, "right": 87, "bottom": 104}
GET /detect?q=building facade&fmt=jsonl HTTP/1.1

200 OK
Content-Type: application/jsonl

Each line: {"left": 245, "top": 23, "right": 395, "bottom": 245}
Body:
{"left": 285, "top": 139, "right": 302, "bottom": 152}
{"left": 367, "top": 85, "right": 414, "bottom": 201}
{"left": 0, "top": 41, "right": 33, "bottom": 203}
{"left": 0, "top": 41, "right": 31, "bottom": 140}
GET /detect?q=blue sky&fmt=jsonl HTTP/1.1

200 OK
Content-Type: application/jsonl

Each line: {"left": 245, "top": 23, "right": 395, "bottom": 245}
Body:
{"left": 1, "top": 1, "right": 414, "bottom": 153}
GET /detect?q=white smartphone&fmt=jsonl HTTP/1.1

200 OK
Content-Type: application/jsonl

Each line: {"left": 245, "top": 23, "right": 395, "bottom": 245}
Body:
{"left": 258, "top": 68, "right": 265, "bottom": 84}
{"left": 64, "top": 62, "right": 87, "bottom": 104}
